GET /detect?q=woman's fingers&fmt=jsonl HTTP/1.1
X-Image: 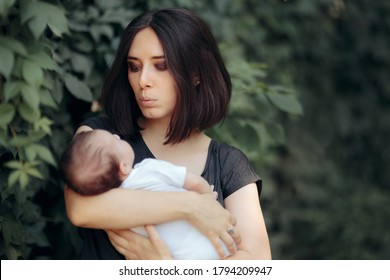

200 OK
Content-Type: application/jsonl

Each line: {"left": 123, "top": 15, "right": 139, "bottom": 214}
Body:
{"left": 145, "top": 225, "right": 173, "bottom": 259}
{"left": 222, "top": 226, "right": 241, "bottom": 256}
{"left": 106, "top": 227, "right": 173, "bottom": 260}
{"left": 106, "top": 229, "right": 128, "bottom": 256}
{"left": 106, "top": 229, "right": 145, "bottom": 259}
{"left": 188, "top": 193, "right": 241, "bottom": 258}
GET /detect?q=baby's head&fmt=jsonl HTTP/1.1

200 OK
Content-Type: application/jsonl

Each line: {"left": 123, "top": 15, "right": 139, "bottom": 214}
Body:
{"left": 60, "top": 129, "right": 134, "bottom": 195}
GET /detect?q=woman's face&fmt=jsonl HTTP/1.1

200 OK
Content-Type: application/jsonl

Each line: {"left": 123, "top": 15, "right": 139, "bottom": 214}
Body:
{"left": 127, "top": 27, "right": 178, "bottom": 123}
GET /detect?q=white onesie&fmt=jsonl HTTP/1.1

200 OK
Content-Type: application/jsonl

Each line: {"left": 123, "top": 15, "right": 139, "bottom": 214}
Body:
{"left": 120, "top": 158, "right": 230, "bottom": 259}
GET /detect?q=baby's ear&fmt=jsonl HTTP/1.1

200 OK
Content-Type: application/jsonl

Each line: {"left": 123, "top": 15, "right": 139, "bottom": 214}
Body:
{"left": 119, "top": 161, "right": 131, "bottom": 176}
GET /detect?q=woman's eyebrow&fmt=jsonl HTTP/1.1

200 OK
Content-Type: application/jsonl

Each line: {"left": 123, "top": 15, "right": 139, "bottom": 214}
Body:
{"left": 127, "top": 55, "right": 165, "bottom": 60}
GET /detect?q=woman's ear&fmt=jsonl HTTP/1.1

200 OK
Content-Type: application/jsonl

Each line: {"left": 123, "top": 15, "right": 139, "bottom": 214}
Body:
{"left": 192, "top": 74, "right": 200, "bottom": 86}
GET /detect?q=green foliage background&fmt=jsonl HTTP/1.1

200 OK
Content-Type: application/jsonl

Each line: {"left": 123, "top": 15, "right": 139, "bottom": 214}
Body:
{"left": 0, "top": 0, "right": 389, "bottom": 259}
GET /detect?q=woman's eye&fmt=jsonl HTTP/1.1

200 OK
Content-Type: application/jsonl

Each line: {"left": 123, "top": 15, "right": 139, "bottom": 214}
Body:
{"left": 155, "top": 62, "right": 167, "bottom": 71}
{"left": 128, "top": 62, "right": 140, "bottom": 72}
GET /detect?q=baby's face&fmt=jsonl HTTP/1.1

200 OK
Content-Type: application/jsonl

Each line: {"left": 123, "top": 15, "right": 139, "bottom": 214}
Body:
{"left": 93, "top": 130, "right": 134, "bottom": 164}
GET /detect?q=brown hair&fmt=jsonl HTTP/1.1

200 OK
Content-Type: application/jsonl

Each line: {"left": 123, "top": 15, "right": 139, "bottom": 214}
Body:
{"left": 60, "top": 131, "right": 123, "bottom": 195}
{"left": 100, "top": 8, "right": 231, "bottom": 143}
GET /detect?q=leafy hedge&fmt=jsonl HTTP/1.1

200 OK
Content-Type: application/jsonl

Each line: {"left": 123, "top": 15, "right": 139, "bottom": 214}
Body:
{"left": 0, "top": 0, "right": 301, "bottom": 259}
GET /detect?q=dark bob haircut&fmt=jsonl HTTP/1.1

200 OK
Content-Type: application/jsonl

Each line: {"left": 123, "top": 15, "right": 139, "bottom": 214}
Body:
{"left": 100, "top": 8, "right": 231, "bottom": 144}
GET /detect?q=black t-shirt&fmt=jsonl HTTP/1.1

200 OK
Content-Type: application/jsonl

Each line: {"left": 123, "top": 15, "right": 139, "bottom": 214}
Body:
{"left": 75, "top": 115, "right": 262, "bottom": 259}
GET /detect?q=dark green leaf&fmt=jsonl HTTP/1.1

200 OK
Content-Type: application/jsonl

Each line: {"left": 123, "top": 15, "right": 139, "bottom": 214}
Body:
{"left": 33, "top": 117, "right": 53, "bottom": 134}
{"left": 33, "top": 144, "right": 56, "bottom": 166}
{"left": 0, "top": 45, "right": 14, "bottom": 79}
{"left": 20, "top": 84, "right": 40, "bottom": 110}
{"left": 29, "top": 50, "right": 58, "bottom": 71}
{"left": 22, "top": 59, "right": 43, "bottom": 88}
{"left": 267, "top": 92, "right": 303, "bottom": 115}
{"left": 4, "top": 81, "right": 23, "bottom": 101}
{"left": 0, "top": 0, "right": 16, "bottom": 18}
{"left": 64, "top": 73, "right": 93, "bottom": 102}
{"left": 0, "top": 103, "right": 15, "bottom": 127}
{"left": 0, "top": 36, "right": 27, "bottom": 56}
{"left": 39, "top": 90, "right": 58, "bottom": 109}
{"left": 18, "top": 102, "right": 40, "bottom": 123}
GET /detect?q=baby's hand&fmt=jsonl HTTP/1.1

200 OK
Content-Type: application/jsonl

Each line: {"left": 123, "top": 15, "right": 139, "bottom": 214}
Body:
{"left": 184, "top": 172, "right": 215, "bottom": 195}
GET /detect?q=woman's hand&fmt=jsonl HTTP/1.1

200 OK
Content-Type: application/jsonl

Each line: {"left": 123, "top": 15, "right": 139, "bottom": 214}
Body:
{"left": 106, "top": 226, "right": 173, "bottom": 260}
{"left": 186, "top": 192, "right": 241, "bottom": 258}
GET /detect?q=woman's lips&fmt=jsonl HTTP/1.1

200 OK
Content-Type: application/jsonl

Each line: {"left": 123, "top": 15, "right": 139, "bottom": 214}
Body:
{"left": 139, "top": 98, "right": 156, "bottom": 107}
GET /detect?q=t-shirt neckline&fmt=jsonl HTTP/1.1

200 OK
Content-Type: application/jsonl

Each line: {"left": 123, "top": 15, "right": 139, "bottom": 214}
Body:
{"left": 138, "top": 136, "right": 215, "bottom": 177}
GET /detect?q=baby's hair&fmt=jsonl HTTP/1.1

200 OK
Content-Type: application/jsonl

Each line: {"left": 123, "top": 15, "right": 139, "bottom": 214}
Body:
{"left": 60, "top": 130, "right": 123, "bottom": 195}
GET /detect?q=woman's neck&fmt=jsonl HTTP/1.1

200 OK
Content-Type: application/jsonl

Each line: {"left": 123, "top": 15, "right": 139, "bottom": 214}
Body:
{"left": 139, "top": 117, "right": 171, "bottom": 144}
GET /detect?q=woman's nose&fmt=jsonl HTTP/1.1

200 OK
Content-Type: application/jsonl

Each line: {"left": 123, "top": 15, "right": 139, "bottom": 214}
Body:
{"left": 139, "top": 66, "right": 152, "bottom": 89}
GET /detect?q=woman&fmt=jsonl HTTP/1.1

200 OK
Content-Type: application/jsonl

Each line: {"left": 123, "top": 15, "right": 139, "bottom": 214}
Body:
{"left": 64, "top": 7, "right": 271, "bottom": 259}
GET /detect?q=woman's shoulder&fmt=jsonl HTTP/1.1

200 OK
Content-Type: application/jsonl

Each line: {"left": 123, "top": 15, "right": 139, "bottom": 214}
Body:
{"left": 79, "top": 114, "right": 114, "bottom": 132}
{"left": 211, "top": 140, "right": 249, "bottom": 163}
{"left": 210, "top": 139, "right": 260, "bottom": 180}
{"left": 208, "top": 139, "right": 262, "bottom": 197}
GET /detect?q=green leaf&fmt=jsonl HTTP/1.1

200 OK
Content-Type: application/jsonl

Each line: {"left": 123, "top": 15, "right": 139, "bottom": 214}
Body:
{"left": 0, "top": 45, "right": 14, "bottom": 79}
{"left": 20, "top": 84, "right": 40, "bottom": 110}
{"left": 267, "top": 92, "right": 303, "bottom": 115}
{"left": 40, "top": 90, "right": 58, "bottom": 109}
{"left": 21, "top": 0, "right": 69, "bottom": 40}
{"left": 6, "top": 245, "right": 23, "bottom": 260}
{"left": 49, "top": 78, "right": 63, "bottom": 104}
{"left": 33, "top": 117, "right": 53, "bottom": 134}
{"left": 266, "top": 123, "right": 286, "bottom": 144}
{"left": 64, "top": 73, "right": 93, "bottom": 102}
{"left": 2, "top": 217, "right": 25, "bottom": 246}
{"left": 0, "top": 0, "right": 16, "bottom": 18}
{"left": 18, "top": 102, "right": 40, "bottom": 123}
{"left": 27, "top": 15, "right": 47, "bottom": 41}
{"left": 5, "top": 160, "right": 23, "bottom": 169}
{"left": 70, "top": 53, "right": 93, "bottom": 77}
{"left": 0, "top": 130, "right": 7, "bottom": 147}
{"left": 33, "top": 144, "right": 56, "bottom": 166}
{"left": 9, "top": 135, "right": 30, "bottom": 146}
{"left": 90, "top": 24, "right": 114, "bottom": 41}
{"left": 47, "top": 13, "right": 69, "bottom": 38}
{"left": 22, "top": 59, "right": 43, "bottom": 88}
{"left": 4, "top": 81, "right": 23, "bottom": 101}
{"left": 19, "top": 172, "right": 29, "bottom": 189}
{"left": 25, "top": 145, "right": 37, "bottom": 161}
{"left": 8, "top": 170, "right": 20, "bottom": 187}
{"left": 0, "top": 36, "right": 27, "bottom": 56}
{"left": 9, "top": 132, "right": 45, "bottom": 147}
{"left": 0, "top": 103, "right": 15, "bottom": 128}
{"left": 29, "top": 50, "right": 58, "bottom": 71}
{"left": 26, "top": 167, "right": 44, "bottom": 179}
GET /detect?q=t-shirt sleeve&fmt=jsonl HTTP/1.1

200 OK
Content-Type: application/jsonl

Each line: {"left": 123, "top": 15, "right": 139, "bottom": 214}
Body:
{"left": 219, "top": 144, "right": 262, "bottom": 198}
{"left": 78, "top": 115, "right": 114, "bottom": 132}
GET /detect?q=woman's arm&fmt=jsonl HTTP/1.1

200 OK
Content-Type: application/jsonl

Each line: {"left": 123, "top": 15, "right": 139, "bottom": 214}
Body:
{"left": 224, "top": 183, "right": 272, "bottom": 259}
{"left": 65, "top": 186, "right": 201, "bottom": 229}
{"left": 65, "top": 186, "right": 237, "bottom": 257}
{"left": 64, "top": 125, "right": 238, "bottom": 257}
{"left": 106, "top": 183, "right": 269, "bottom": 260}
{"left": 64, "top": 125, "right": 205, "bottom": 228}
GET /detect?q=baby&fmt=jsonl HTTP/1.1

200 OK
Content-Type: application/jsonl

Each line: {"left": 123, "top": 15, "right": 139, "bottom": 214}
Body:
{"left": 60, "top": 129, "right": 230, "bottom": 259}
